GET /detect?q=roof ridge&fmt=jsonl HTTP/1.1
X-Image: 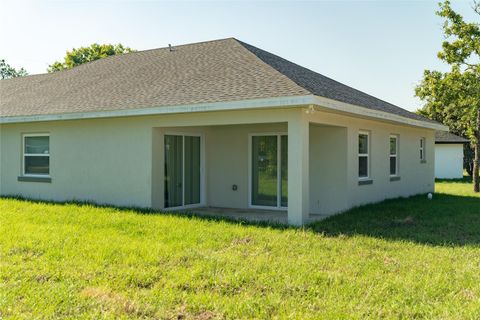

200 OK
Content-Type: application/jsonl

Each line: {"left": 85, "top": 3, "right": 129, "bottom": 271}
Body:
{"left": 237, "top": 40, "right": 432, "bottom": 122}
{"left": 233, "top": 39, "right": 310, "bottom": 95}
{"left": 1, "top": 37, "right": 441, "bottom": 126}
{"left": 0, "top": 37, "right": 239, "bottom": 81}
{"left": 238, "top": 40, "right": 386, "bottom": 103}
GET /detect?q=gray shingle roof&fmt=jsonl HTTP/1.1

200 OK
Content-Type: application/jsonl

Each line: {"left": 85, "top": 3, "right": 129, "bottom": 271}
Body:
{"left": 435, "top": 131, "right": 469, "bottom": 144}
{"left": 0, "top": 38, "right": 435, "bottom": 125}
{"left": 237, "top": 40, "right": 435, "bottom": 123}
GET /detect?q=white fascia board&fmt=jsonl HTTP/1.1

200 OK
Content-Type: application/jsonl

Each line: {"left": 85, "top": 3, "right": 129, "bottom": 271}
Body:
{"left": 0, "top": 94, "right": 448, "bottom": 130}
{"left": 0, "top": 95, "right": 314, "bottom": 124}
{"left": 311, "top": 95, "right": 448, "bottom": 131}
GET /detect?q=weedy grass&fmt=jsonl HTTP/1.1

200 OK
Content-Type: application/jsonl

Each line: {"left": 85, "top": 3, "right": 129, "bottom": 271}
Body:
{"left": 0, "top": 178, "right": 479, "bottom": 319}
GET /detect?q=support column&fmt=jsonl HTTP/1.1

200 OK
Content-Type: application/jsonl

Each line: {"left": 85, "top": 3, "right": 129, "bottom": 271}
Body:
{"left": 288, "top": 111, "right": 309, "bottom": 226}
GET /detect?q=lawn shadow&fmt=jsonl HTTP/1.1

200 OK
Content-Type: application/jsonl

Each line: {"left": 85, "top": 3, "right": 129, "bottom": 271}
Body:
{"left": 436, "top": 176, "right": 472, "bottom": 184}
{"left": 3, "top": 177, "right": 479, "bottom": 246}
{"left": 0, "top": 195, "right": 293, "bottom": 230}
{"left": 309, "top": 191, "right": 480, "bottom": 247}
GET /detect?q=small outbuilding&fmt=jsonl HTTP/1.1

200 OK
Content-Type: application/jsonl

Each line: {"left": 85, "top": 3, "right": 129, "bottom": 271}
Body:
{"left": 435, "top": 131, "right": 469, "bottom": 179}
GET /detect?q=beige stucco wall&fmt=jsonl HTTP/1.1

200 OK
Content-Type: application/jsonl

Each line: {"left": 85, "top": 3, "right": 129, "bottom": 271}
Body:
{"left": 0, "top": 107, "right": 435, "bottom": 217}
{"left": 0, "top": 109, "right": 298, "bottom": 208}
{"left": 0, "top": 125, "right": 2, "bottom": 195}
{"left": 308, "top": 109, "right": 435, "bottom": 212}
{"left": 207, "top": 123, "right": 287, "bottom": 209}
{"left": 0, "top": 118, "right": 153, "bottom": 207}
{"left": 0, "top": 125, "right": 2, "bottom": 196}
{"left": 309, "top": 124, "right": 348, "bottom": 215}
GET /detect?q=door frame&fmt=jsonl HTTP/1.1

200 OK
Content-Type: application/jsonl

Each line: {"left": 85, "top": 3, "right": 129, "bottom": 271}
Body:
{"left": 248, "top": 132, "right": 288, "bottom": 211}
{"left": 163, "top": 131, "right": 206, "bottom": 210}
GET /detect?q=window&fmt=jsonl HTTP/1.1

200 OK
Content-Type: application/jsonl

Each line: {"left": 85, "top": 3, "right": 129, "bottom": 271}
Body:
{"left": 23, "top": 134, "right": 50, "bottom": 176}
{"left": 390, "top": 135, "right": 398, "bottom": 176}
{"left": 420, "top": 137, "right": 426, "bottom": 162}
{"left": 358, "top": 131, "right": 369, "bottom": 179}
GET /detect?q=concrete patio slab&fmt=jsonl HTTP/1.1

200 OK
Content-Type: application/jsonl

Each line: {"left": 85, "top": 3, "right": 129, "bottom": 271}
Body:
{"left": 181, "top": 207, "right": 329, "bottom": 225}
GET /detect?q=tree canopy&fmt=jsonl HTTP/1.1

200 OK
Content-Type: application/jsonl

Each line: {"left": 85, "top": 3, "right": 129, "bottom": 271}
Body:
{"left": 415, "top": 0, "right": 480, "bottom": 192}
{"left": 48, "top": 43, "right": 134, "bottom": 72}
{"left": 0, "top": 59, "right": 28, "bottom": 79}
{"left": 416, "top": 67, "right": 479, "bottom": 139}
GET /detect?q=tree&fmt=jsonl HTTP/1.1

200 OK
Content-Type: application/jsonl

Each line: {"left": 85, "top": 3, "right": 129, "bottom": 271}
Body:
{"left": 48, "top": 43, "right": 134, "bottom": 72}
{"left": 415, "top": 0, "right": 480, "bottom": 192}
{"left": 0, "top": 59, "right": 28, "bottom": 79}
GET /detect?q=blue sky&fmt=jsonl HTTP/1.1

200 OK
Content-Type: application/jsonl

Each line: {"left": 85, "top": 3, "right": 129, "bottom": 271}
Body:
{"left": 1, "top": 0, "right": 477, "bottom": 111}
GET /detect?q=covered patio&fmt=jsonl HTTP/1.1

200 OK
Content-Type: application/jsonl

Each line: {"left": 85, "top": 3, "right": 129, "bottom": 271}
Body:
{"left": 151, "top": 108, "right": 349, "bottom": 226}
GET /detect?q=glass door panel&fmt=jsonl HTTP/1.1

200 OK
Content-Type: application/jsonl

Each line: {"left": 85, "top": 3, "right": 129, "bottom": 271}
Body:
{"left": 164, "top": 135, "right": 183, "bottom": 208}
{"left": 280, "top": 135, "right": 288, "bottom": 207}
{"left": 251, "top": 134, "right": 288, "bottom": 208}
{"left": 252, "top": 135, "right": 278, "bottom": 207}
{"left": 184, "top": 136, "right": 201, "bottom": 205}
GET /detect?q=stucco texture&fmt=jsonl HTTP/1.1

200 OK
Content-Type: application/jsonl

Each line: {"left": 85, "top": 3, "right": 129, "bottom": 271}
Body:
{"left": 0, "top": 107, "right": 435, "bottom": 220}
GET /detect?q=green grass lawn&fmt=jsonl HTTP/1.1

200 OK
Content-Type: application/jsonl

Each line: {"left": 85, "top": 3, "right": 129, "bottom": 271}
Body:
{"left": 1, "top": 179, "right": 479, "bottom": 319}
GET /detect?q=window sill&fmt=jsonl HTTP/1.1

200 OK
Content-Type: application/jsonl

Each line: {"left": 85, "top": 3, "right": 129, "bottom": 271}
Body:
{"left": 420, "top": 160, "right": 427, "bottom": 164}
{"left": 18, "top": 176, "right": 52, "bottom": 183}
{"left": 390, "top": 176, "right": 401, "bottom": 182}
{"left": 358, "top": 179, "right": 373, "bottom": 186}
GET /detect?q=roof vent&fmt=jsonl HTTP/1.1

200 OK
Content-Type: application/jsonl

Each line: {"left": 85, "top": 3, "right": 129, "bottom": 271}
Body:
{"left": 168, "top": 44, "right": 175, "bottom": 52}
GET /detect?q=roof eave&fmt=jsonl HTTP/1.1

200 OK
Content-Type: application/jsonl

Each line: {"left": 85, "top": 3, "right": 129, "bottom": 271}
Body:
{"left": 435, "top": 141, "right": 469, "bottom": 144}
{"left": 0, "top": 94, "right": 447, "bottom": 130}
{"left": 0, "top": 95, "right": 314, "bottom": 124}
{"left": 311, "top": 95, "right": 448, "bottom": 131}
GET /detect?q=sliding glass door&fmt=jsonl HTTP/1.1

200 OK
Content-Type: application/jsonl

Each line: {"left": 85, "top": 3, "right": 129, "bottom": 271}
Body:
{"left": 251, "top": 134, "right": 288, "bottom": 208}
{"left": 184, "top": 136, "right": 201, "bottom": 205}
{"left": 164, "top": 134, "right": 201, "bottom": 208}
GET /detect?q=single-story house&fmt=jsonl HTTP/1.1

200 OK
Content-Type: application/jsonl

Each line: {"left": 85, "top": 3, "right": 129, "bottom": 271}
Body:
{"left": 435, "top": 131, "right": 469, "bottom": 179}
{"left": 0, "top": 38, "right": 447, "bottom": 225}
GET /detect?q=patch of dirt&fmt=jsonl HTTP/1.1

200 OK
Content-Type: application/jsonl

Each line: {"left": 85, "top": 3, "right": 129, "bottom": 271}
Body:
{"left": 383, "top": 256, "right": 400, "bottom": 267}
{"left": 35, "top": 274, "right": 52, "bottom": 283}
{"left": 195, "top": 310, "right": 222, "bottom": 320}
{"left": 80, "top": 286, "right": 155, "bottom": 317}
{"left": 171, "top": 305, "right": 223, "bottom": 320}
{"left": 231, "top": 237, "right": 253, "bottom": 246}
{"left": 8, "top": 247, "right": 44, "bottom": 260}
{"left": 460, "top": 289, "right": 477, "bottom": 301}
{"left": 127, "top": 276, "right": 158, "bottom": 289}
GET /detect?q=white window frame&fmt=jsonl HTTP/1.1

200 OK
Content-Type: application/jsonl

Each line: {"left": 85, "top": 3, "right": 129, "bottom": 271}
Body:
{"left": 420, "top": 137, "right": 426, "bottom": 162}
{"left": 358, "top": 131, "right": 370, "bottom": 180}
{"left": 22, "top": 133, "right": 50, "bottom": 177}
{"left": 248, "top": 132, "right": 288, "bottom": 210}
{"left": 390, "top": 135, "right": 399, "bottom": 177}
